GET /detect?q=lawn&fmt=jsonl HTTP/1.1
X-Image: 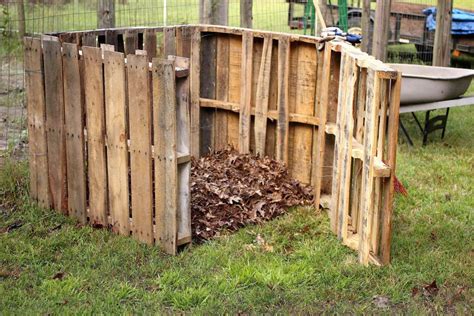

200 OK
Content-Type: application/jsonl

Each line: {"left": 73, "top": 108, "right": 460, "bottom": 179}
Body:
{"left": 1, "top": 88, "right": 473, "bottom": 313}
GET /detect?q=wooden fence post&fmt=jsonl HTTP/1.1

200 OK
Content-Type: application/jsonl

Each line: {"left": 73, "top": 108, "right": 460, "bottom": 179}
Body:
{"left": 361, "top": 0, "right": 371, "bottom": 53}
{"left": 433, "top": 0, "right": 453, "bottom": 67}
{"left": 372, "top": 0, "right": 391, "bottom": 62}
{"left": 17, "top": 0, "right": 26, "bottom": 39}
{"left": 240, "top": 0, "right": 253, "bottom": 28}
{"left": 98, "top": 0, "right": 115, "bottom": 29}
{"left": 199, "top": 0, "right": 229, "bottom": 25}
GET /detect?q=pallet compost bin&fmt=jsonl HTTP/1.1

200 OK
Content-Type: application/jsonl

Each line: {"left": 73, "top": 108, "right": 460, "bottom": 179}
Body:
{"left": 25, "top": 25, "right": 401, "bottom": 265}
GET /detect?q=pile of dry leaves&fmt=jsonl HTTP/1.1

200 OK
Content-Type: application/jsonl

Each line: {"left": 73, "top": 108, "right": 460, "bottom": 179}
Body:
{"left": 191, "top": 149, "right": 313, "bottom": 241}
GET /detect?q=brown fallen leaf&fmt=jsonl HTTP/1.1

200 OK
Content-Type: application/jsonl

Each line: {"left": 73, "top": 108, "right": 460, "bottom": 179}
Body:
{"left": 52, "top": 272, "right": 65, "bottom": 280}
{"left": 191, "top": 148, "right": 313, "bottom": 242}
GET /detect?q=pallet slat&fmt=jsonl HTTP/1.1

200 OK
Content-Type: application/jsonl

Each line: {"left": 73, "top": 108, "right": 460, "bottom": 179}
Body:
{"left": 254, "top": 34, "right": 273, "bottom": 156}
{"left": 239, "top": 31, "right": 253, "bottom": 154}
{"left": 24, "top": 37, "right": 50, "bottom": 208}
{"left": 153, "top": 60, "right": 178, "bottom": 255}
{"left": 62, "top": 43, "right": 87, "bottom": 223}
{"left": 83, "top": 46, "right": 108, "bottom": 225}
{"left": 127, "top": 54, "right": 153, "bottom": 244}
{"left": 43, "top": 39, "right": 67, "bottom": 213}
{"left": 104, "top": 50, "right": 130, "bottom": 235}
{"left": 276, "top": 36, "right": 290, "bottom": 164}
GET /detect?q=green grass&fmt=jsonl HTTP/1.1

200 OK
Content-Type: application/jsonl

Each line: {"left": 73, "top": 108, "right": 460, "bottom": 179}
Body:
{"left": 1, "top": 104, "right": 473, "bottom": 313}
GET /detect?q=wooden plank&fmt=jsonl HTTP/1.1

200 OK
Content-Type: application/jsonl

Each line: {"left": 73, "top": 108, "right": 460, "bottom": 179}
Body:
{"left": 291, "top": 42, "right": 317, "bottom": 184}
{"left": 379, "top": 72, "right": 402, "bottom": 265}
{"left": 239, "top": 31, "right": 253, "bottom": 154}
{"left": 127, "top": 54, "right": 153, "bottom": 244}
{"left": 254, "top": 34, "right": 273, "bottom": 156}
{"left": 43, "top": 39, "right": 67, "bottom": 213}
{"left": 144, "top": 29, "right": 157, "bottom": 61}
{"left": 337, "top": 56, "right": 358, "bottom": 241}
{"left": 433, "top": 0, "right": 453, "bottom": 67}
{"left": 312, "top": 45, "right": 332, "bottom": 207}
{"left": 190, "top": 27, "right": 201, "bottom": 157}
{"left": 371, "top": 0, "right": 391, "bottom": 61}
{"left": 175, "top": 26, "right": 191, "bottom": 58}
{"left": 124, "top": 30, "right": 138, "bottom": 55}
{"left": 62, "top": 43, "right": 87, "bottom": 224}
{"left": 358, "top": 68, "right": 381, "bottom": 266}
{"left": 24, "top": 37, "right": 50, "bottom": 208}
{"left": 227, "top": 35, "right": 242, "bottom": 149}
{"left": 83, "top": 46, "right": 108, "bottom": 226}
{"left": 276, "top": 36, "right": 290, "bottom": 164}
{"left": 82, "top": 32, "right": 96, "bottom": 47}
{"left": 104, "top": 50, "right": 130, "bottom": 236}
{"left": 311, "top": 48, "right": 324, "bottom": 188}
{"left": 164, "top": 27, "right": 177, "bottom": 57}
{"left": 266, "top": 43, "right": 279, "bottom": 159}
{"left": 215, "top": 35, "right": 230, "bottom": 151}
{"left": 200, "top": 34, "right": 217, "bottom": 155}
{"left": 153, "top": 60, "right": 178, "bottom": 255}
{"left": 169, "top": 56, "right": 192, "bottom": 244}
{"left": 349, "top": 67, "right": 367, "bottom": 233}
{"left": 330, "top": 51, "right": 349, "bottom": 233}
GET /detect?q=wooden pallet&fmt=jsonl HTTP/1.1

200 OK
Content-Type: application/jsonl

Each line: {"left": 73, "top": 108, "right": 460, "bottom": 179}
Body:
{"left": 27, "top": 25, "right": 401, "bottom": 264}
{"left": 24, "top": 36, "right": 191, "bottom": 255}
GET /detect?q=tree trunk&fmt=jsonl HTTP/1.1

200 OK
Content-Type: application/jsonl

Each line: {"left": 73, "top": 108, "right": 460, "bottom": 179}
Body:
{"left": 433, "top": 0, "right": 453, "bottom": 66}
{"left": 98, "top": 0, "right": 115, "bottom": 29}
{"left": 240, "top": 0, "right": 253, "bottom": 28}
{"left": 199, "top": 0, "right": 229, "bottom": 25}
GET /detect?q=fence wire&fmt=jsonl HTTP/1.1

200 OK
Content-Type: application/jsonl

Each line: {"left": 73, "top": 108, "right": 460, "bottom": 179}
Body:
{"left": 0, "top": 0, "right": 472, "bottom": 161}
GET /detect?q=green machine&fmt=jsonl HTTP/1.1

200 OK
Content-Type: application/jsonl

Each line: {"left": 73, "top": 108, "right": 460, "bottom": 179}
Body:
{"left": 287, "top": 0, "right": 349, "bottom": 36}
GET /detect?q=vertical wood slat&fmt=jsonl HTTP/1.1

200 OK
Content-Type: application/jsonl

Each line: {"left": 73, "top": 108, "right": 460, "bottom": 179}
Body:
{"left": 276, "top": 36, "right": 290, "bottom": 163}
{"left": 350, "top": 68, "right": 368, "bottom": 233}
{"left": 380, "top": 73, "right": 402, "bottom": 264}
{"left": 239, "top": 31, "right": 253, "bottom": 154}
{"left": 371, "top": 79, "right": 389, "bottom": 253}
{"left": 127, "top": 54, "right": 153, "bottom": 245}
{"left": 190, "top": 27, "right": 201, "bottom": 157}
{"left": 104, "top": 50, "right": 130, "bottom": 235}
{"left": 62, "top": 43, "right": 87, "bottom": 223}
{"left": 24, "top": 37, "right": 50, "bottom": 208}
{"left": 43, "top": 39, "right": 67, "bottom": 213}
{"left": 200, "top": 35, "right": 217, "bottom": 155}
{"left": 227, "top": 36, "right": 242, "bottom": 149}
{"left": 337, "top": 55, "right": 358, "bottom": 241}
{"left": 83, "top": 46, "right": 108, "bottom": 225}
{"left": 358, "top": 68, "right": 381, "bottom": 265}
{"left": 124, "top": 30, "right": 138, "bottom": 55}
{"left": 164, "top": 27, "right": 177, "bottom": 58}
{"left": 330, "top": 51, "right": 348, "bottom": 233}
{"left": 292, "top": 43, "right": 317, "bottom": 184}
{"left": 169, "top": 56, "right": 192, "bottom": 244}
{"left": 312, "top": 44, "right": 333, "bottom": 209}
{"left": 176, "top": 26, "right": 192, "bottom": 58}
{"left": 153, "top": 60, "right": 178, "bottom": 255}
{"left": 215, "top": 35, "right": 230, "bottom": 151}
{"left": 144, "top": 29, "right": 157, "bottom": 61}
{"left": 254, "top": 34, "right": 273, "bottom": 156}
{"left": 310, "top": 48, "right": 324, "bottom": 188}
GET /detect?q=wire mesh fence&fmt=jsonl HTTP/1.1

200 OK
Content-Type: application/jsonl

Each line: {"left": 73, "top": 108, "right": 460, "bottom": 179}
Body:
{"left": 0, "top": 0, "right": 473, "bottom": 161}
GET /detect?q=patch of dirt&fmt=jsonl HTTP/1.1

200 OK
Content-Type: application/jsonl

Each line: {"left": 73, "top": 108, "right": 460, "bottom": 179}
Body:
{"left": 191, "top": 149, "right": 314, "bottom": 241}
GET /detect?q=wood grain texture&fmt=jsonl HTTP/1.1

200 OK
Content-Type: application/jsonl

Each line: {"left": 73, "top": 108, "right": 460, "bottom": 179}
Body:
{"left": 358, "top": 68, "right": 381, "bottom": 266}
{"left": 312, "top": 45, "right": 332, "bottom": 210}
{"left": 200, "top": 34, "right": 217, "bottom": 155}
{"left": 291, "top": 42, "right": 317, "bottom": 184}
{"left": 144, "top": 29, "right": 158, "bottom": 61}
{"left": 238, "top": 31, "right": 253, "bottom": 154}
{"left": 83, "top": 46, "right": 108, "bottom": 225}
{"left": 254, "top": 34, "right": 273, "bottom": 156}
{"left": 227, "top": 35, "right": 242, "bottom": 149}
{"left": 127, "top": 54, "right": 153, "bottom": 244}
{"left": 124, "top": 30, "right": 138, "bottom": 55}
{"left": 379, "top": 73, "right": 401, "bottom": 264}
{"left": 62, "top": 43, "right": 87, "bottom": 223}
{"left": 276, "top": 36, "right": 290, "bottom": 164}
{"left": 215, "top": 35, "right": 230, "bottom": 150}
{"left": 43, "top": 39, "right": 67, "bottom": 213}
{"left": 24, "top": 37, "right": 50, "bottom": 208}
{"left": 190, "top": 27, "right": 201, "bottom": 157}
{"left": 153, "top": 60, "right": 178, "bottom": 255}
{"left": 104, "top": 50, "right": 130, "bottom": 236}
{"left": 164, "top": 27, "right": 177, "bottom": 57}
